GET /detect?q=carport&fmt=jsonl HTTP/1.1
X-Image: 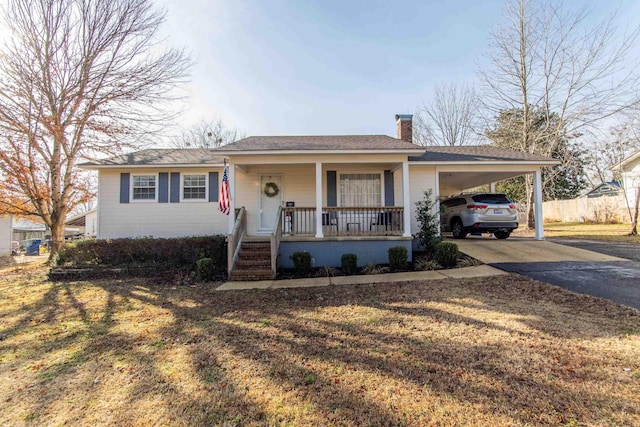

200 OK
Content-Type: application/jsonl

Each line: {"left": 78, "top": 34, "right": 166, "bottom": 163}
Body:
{"left": 409, "top": 146, "right": 559, "bottom": 240}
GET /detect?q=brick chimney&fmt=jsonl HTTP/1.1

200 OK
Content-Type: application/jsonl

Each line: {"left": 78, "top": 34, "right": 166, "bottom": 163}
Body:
{"left": 396, "top": 114, "right": 413, "bottom": 143}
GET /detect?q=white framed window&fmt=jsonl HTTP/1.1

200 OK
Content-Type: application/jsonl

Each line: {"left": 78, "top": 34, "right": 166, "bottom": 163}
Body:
{"left": 182, "top": 174, "right": 207, "bottom": 200}
{"left": 132, "top": 174, "right": 156, "bottom": 201}
{"left": 339, "top": 173, "right": 382, "bottom": 207}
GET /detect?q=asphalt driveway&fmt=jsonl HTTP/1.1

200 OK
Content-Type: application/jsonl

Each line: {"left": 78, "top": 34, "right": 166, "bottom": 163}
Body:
{"left": 455, "top": 237, "right": 640, "bottom": 310}
{"left": 548, "top": 237, "right": 640, "bottom": 262}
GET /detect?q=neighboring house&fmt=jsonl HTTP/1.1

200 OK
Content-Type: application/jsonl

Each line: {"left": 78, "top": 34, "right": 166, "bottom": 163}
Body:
{"left": 0, "top": 216, "right": 11, "bottom": 256}
{"left": 12, "top": 218, "right": 47, "bottom": 242}
{"left": 585, "top": 181, "right": 621, "bottom": 198}
{"left": 81, "top": 114, "right": 556, "bottom": 279}
{"left": 620, "top": 150, "right": 640, "bottom": 203}
{"left": 65, "top": 209, "right": 98, "bottom": 237}
{"left": 12, "top": 218, "right": 82, "bottom": 245}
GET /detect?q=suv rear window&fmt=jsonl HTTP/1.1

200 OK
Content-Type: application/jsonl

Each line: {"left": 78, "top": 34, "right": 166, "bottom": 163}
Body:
{"left": 442, "top": 198, "right": 466, "bottom": 208}
{"left": 471, "top": 194, "right": 512, "bottom": 204}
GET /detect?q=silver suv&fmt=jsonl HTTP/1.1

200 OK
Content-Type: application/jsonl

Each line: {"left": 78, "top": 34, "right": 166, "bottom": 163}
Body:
{"left": 440, "top": 193, "right": 518, "bottom": 239}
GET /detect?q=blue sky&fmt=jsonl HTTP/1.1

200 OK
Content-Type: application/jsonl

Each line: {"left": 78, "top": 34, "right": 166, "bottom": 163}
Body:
{"left": 157, "top": 0, "right": 640, "bottom": 138}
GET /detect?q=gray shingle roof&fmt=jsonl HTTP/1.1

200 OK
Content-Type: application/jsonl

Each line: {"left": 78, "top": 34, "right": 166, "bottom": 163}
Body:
{"left": 216, "top": 135, "right": 424, "bottom": 151}
{"left": 409, "top": 145, "right": 556, "bottom": 162}
{"left": 80, "top": 143, "right": 556, "bottom": 167}
{"left": 81, "top": 149, "right": 223, "bottom": 166}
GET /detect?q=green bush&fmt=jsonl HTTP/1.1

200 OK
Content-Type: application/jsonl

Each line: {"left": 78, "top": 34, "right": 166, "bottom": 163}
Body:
{"left": 55, "top": 235, "right": 227, "bottom": 275}
{"left": 290, "top": 251, "right": 312, "bottom": 276}
{"left": 196, "top": 258, "right": 215, "bottom": 281}
{"left": 341, "top": 253, "right": 358, "bottom": 275}
{"left": 388, "top": 246, "right": 408, "bottom": 271}
{"left": 415, "top": 189, "right": 442, "bottom": 252}
{"left": 434, "top": 241, "right": 459, "bottom": 268}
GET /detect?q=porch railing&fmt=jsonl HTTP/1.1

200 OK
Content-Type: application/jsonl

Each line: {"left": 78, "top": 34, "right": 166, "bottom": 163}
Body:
{"left": 227, "top": 206, "right": 246, "bottom": 278}
{"left": 280, "top": 206, "right": 404, "bottom": 236}
{"left": 270, "top": 206, "right": 283, "bottom": 279}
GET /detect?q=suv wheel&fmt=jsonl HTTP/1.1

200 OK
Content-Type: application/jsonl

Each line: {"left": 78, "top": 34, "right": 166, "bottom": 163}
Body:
{"left": 451, "top": 219, "right": 467, "bottom": 239}
{"left": 494, "top": 231, "right": 510, "bottom": 239}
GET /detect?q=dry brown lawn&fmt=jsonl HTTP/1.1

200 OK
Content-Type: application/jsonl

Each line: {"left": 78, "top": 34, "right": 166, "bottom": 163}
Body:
{"left": 516, "top": 222, "right": 640, "bottom": 244}
{"left": 1, "top": 266, "right": 639, "bottom": 426}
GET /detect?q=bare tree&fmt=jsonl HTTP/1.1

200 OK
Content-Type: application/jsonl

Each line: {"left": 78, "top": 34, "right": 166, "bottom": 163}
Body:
{"left": 414, "top": 83, "right": 481, "bottom": 146}
{"left": 629, "top": 185, "right": 640, "bottom": 235}
{"left": 585, "top": 124, "right": 639, "bottom": 186}
{"left": 0, "top": 0, "right": 190, "bottom": 255}
{"left": 479, "top": 0, "right": 640, "bottom": 228}
{"left": 172, "top": 118, "right": 243, "bottom": 149}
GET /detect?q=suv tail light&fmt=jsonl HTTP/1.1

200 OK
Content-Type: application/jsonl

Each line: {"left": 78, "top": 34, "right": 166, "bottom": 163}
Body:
{"left": 466, "top": 204, "right": 488, "bottom": 210}
{"left": 509, "top": 204, "right": 516, "bottom": 209}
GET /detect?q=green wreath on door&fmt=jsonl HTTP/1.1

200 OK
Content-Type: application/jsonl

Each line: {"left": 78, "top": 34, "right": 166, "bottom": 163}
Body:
{"left": 263, "top": 182, "right": 280, "bottom": 197}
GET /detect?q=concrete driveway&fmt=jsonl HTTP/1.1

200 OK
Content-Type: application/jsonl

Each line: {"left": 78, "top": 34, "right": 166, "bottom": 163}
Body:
{"left": 454, "top": 236, "right": 640, "bottom": 310}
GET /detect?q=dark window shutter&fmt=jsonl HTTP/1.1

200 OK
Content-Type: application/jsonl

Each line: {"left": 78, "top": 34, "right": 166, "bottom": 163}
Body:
{"left": 158, "top": 173, "right": 169, "bottom": 203}
{"left": 327, "top": 171, "right": 337, "bottom": 207}
{"left": 170, "top": 172, "right": 180, "bottom": 203}
{"left": 209, "top": 172, "right": 219, "bottom": 202}
{"left": 384, "top": 170, "right": 394, "bottom": 206}
{"left": 120, "top": 173, "right": 130, "bottom": 203}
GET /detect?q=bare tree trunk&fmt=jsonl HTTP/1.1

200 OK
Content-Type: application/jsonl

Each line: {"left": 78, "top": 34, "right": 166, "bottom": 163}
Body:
{"left": 630, "top": 186, "right": 640, "bottom": 236}
{"left": 49, "top": 219, "right": 66, "bottom": 258}
{"left": 526, "top": 190, "right": 535, "bottom": 230}
{"left": 522, "top": 174, "right": 534, "bottom": 229}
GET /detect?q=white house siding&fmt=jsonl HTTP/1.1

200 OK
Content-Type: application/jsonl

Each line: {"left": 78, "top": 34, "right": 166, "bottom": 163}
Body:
{"left": 98, "top": 169, "right": 227, "bottom": 239}
{"left": 393, "top": 168, "right": 403, "bottom": 207}
{"left": 622, "top": 157, "right": 640, "bottom": 200}
{"left": 0, "top": 216, "right": 11, "bottom": 256}
{"left": 85, "top": 210, "right": 98, "bottom": 236}
{"left": 408, "top": 165, "right": 438, "bottom": 237}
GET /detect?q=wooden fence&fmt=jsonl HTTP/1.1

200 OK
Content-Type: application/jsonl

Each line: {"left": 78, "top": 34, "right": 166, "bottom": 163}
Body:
{"left": 543, "top": 194, "right": 630, "bottom": 223}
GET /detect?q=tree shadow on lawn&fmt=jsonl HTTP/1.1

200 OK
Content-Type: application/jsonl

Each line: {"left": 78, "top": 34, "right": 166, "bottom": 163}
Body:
{"left": 0, "top": 278, "right": 262, "bottom": 426}
{"left": 2, "top": 273, "right": 640, "bottom": 426}
{"left": 184, "top": 281, "right": 639, "bottom": 426}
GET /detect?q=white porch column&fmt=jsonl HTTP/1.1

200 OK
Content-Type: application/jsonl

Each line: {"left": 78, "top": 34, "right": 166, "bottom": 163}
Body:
{"left": 315, "top": 162, "right": 323, "bottom": 238}
{"left": 228, "top": 162, "right": 236, "bottom": 234}
{"left": 490, "top": 182, "right": 496, "bottom": 192}
{"left": 533, "top": 169, "right": 544, "bottom": 240}
{"left": 402, "top": 161, "right": 411, "bottom": 237}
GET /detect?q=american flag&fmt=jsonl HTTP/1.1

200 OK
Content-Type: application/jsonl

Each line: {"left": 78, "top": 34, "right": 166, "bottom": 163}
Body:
{"left": 219, "top": 160, "right": 231, "bottom": 215}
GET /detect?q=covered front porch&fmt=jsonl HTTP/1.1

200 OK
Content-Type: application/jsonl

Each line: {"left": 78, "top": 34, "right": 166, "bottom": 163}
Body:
{"left": 226, "top": 158, "right": 413, "bottom": 239}
{"left": 224, "top": 157, "right": 413, "bottom": 278}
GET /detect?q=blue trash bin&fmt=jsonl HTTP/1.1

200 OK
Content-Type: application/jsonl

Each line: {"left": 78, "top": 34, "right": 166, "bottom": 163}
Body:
{"left": 26, "top": 239, "right": 41, "bottom": 256}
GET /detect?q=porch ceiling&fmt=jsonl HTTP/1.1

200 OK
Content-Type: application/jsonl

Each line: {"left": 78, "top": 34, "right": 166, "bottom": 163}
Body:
{"left": 439, "top": 171, "right": 530, "bottom": 196}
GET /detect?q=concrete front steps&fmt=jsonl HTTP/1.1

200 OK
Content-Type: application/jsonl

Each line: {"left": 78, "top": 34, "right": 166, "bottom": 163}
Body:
{"left": 229, "top": 240, "right": 273, "bottom": 281}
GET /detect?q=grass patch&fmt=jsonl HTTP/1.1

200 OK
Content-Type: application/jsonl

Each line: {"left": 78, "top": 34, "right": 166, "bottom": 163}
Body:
{"left": 514, "top": 222, "right": 640, "bottom": 243}
{"left": 1, "top": 267, "right": 639, "bottom": 426}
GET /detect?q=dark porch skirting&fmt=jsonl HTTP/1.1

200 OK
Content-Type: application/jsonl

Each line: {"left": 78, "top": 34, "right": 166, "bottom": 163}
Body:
{"left": 278, "top": 236, "right": 413, "bottom": 269}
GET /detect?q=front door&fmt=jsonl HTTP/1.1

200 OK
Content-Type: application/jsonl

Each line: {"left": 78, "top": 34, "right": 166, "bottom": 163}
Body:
{"left": 259, "top": 174, "right": 283, "bottom": 232}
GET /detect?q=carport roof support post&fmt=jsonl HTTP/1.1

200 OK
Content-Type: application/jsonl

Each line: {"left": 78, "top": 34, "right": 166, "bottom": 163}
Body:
{"left": 534, "top": 169, "right": 544, "bottom": 240}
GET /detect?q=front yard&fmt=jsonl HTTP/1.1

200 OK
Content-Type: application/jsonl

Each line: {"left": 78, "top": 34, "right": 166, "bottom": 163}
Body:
{"left": 519, "top": 222, "right": 640, "bottom": 243}
{"left": 1, "top": 266, "right": 639, "bottom": 426}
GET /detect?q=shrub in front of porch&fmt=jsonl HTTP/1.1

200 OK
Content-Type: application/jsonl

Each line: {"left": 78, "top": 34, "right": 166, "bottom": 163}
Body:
{"left": 290, "top": 251, "right": 312, "bottom": 276}
{"left": 388, "top": 246, "right": 408, "bottom": 271}
{"left": 54, "top": 236, "right": 227, "bottom": 277}
{"left": 340, "top": 254, "right": 358, "bottom": 275}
